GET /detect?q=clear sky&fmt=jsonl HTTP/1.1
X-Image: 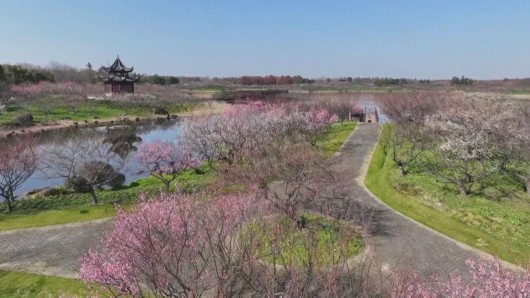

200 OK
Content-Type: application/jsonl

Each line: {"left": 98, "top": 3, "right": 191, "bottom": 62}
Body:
{"left": 1, "top": 0, "right": 529, "bottom": 79}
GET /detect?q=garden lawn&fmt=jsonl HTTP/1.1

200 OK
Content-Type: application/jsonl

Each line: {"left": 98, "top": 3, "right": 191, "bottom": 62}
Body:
{"left": 0, "top": 205, "right": 118, "bottom": 232}
{"left": 365, "top": 142, "right": 530, "bottom": 266}
{"left": 245, "top": 213, "right": 363, "bottom": 267}
{"left": 194, "top": 85, "right": 226, "bottom": 93}
{"left": 0, "top": 270, "right": 93, "bottom": 298}
{"left": 0, "top": 100, "right": 196, "bottom": 126}
{"left": 316, "top": 121, "right": 356, "bottom": 157}
{"left": 0, "top": 166, "right": 214, "bottom": 231}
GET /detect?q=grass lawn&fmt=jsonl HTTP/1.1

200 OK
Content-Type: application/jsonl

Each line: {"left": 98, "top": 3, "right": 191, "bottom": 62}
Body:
{"left": 0, "top": 270, "right": 93, "bottom": 298}
{"left": 194, "top": 85, "right": 226, "bottom": 93}
{"left": 0, "top": 166, "right": 214, "bottom": 231}
{"left": 245, "top": 213, "right": 363, "bottom": 267}
{"left": 0, "top": 100, "right": 196, "bottom": 127}
{"left": 316, "top": 121, "right": 356, "bottom": 157}
{"left": 0, "top": 205, "right": 118, "bottom": 232}
{"left": 365, "top": 142, "right": 530, "bottom": 265}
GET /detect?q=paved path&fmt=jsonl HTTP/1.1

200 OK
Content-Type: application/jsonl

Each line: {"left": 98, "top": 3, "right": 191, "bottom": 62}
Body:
{"left": 319, "top": 123, "right": 479, "bottom": 277}
{"left": 0, "top": 123, "right": 485, "bottom": 279}
{"left": 0, "top": 219, "right": 112, "bottom": 278}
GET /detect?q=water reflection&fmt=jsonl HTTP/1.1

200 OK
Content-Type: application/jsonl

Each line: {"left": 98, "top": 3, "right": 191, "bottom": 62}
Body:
{"left": 15, "top": 120, "right": 182, "bottom": 199}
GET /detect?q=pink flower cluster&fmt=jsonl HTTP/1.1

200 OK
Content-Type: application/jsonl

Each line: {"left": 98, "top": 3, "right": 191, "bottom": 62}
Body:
{"left": 10, "top": 82, "right": 87, "bottom": 97}
{"left": 184, "top": 101, "right": 338, "bottom": 165}
{"left": 308, "top": 108, "right": 339, "bottom": 129}
{"left": 137, "top": 140, "right": 200, "bottom": 174}
{"left": 80, "top": 192, "right": 264, "bottom": 296}
{"left": 136, "top": 140, "right": 201, "bottom": 191}
{"left": 392, "top": 258, "right": 530, "bottom": 297}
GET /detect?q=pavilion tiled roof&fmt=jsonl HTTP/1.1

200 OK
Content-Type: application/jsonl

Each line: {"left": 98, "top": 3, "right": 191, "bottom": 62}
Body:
{"left": 98, "top": 56, "right": 139, "bottom": 83}
{"left": 100, "top": 56, "right": 134, "bottom": 73}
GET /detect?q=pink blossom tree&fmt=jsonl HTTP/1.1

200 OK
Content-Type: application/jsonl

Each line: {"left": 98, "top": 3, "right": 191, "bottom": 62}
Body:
{"left": 0, "top": 137, "right": 39, "bottom": 212}
{"left": 392, "top": 258, "right": 530, "bottom": 297}
{"left": 136, "top": 140, "right": 200, "bottom": 192}
{"left": 183, "top": 102, "right": 338, "bottom": 168}
{"left": 80, "top": 192, "right": 265, "bottom": 297}
{"left": 79, "top": 189, "right": 374, "bottom": 297}
{"left": 307, "top": 107, "right": 338, "bottom": 130}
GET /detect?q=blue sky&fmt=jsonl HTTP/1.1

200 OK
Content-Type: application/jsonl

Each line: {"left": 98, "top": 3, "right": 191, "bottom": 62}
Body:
{"left": 1, "top": 1, "right": 529, "bottom": 79}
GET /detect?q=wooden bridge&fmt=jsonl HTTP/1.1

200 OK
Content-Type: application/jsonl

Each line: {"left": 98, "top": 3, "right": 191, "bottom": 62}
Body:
{"left": 360, "top": 107, "right": 379, "bottom": 123}
{"left": 335, "top": 106, "right": 380, "bottom": 123}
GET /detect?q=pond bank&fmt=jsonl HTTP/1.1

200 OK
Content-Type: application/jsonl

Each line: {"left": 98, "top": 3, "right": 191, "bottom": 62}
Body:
{"left": 0, "top": 101, "right": 229, "bottom": 139}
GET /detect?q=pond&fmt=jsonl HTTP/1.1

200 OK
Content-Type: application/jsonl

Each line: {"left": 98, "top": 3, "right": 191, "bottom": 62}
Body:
{"left": 6, "top": 97, "right": 387, "bottom": 200}
{"left": 12, "top": 119, "right": 183, "bottom": 199}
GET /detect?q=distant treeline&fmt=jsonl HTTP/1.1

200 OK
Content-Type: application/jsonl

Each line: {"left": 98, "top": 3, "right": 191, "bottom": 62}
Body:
{"left": 0, "top": 64, "right": 55, "bottom": 85}
{"left": 451, "top": 76, "right": 473, "bottom": 85}
{"left": 0, "top": 63, "right": 183, "bottom": 86}
{"left": 140, "top": 74, "right": 180, "bottom": 85}
{"left": 2, "top": 62, "right": 478, "bottom": 88}
{"left": 239, "top": 75, "right": 315, "bottom": 85}
{"left": 373, "top": 78, "right": 431, "bottom": 86}
{"left": 374, "top": 78, "right": 409, "bottom": 86}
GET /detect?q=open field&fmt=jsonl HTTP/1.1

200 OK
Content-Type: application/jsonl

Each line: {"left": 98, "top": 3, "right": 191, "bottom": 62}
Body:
{"left": 509, "top": 93, "right": 530, "bottom": 101}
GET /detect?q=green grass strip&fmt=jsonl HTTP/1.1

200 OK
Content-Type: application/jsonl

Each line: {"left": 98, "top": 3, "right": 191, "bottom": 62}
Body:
{"left": 317, "top": 121, "right": 356, "bottom": 157}
{"left": 0, "top": 205, "right": 118, "bottom": 232}
{"left": 365, "top": 143, "right": 529, "bottom": 265}
{"left": 0, "top": 270, "right": 93, "bottom": 298}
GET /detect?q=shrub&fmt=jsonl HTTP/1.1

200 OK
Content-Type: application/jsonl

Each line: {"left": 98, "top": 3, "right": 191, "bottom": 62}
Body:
{"left": 107, "top": 173, "right": 125, "bottom": 189}
{"left": 12, "top": 113, "right": 33, "bottom": 126}
{"left": 66, "top": 176, "right": 93, "bottom": 193}
{"left": 153, "top": 106, "right": 168, "bottom": 115}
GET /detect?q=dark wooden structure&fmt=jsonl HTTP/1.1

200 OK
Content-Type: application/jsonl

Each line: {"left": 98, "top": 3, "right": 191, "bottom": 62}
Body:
{"left": 98, "top": 56, "right": 139, "bottom": 93}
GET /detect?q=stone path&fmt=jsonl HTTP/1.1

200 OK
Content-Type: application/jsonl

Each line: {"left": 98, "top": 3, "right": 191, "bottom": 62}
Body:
{"left": 326, "top": 123, "right": 478, "bottom": 276}
{"left": 0, "top": 123, "right": 489, "bottom": 279}
{"left": 0, "top": 219, "right": 112, "bottom": 278}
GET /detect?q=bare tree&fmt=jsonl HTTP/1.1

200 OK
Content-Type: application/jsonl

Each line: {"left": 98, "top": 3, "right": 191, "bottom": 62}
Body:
{"left": 40, "top": 132, "right": 127, "bottom": 204}
{"left": 33, "top": 95, "right": 60, "bottom": 118}
{"left": 223, "top": 139, "right": 350, "bottom": 222}
{"left": 386, "top": 123, "right": 431, "bottom": 176}
{"left": 0, "top": 137, "right": 39, "bottom": 212}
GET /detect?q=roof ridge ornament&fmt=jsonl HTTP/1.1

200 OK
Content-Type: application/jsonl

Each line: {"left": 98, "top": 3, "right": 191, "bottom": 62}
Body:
{"left": 98, "top": 56, "right": 139, "bottom": 93}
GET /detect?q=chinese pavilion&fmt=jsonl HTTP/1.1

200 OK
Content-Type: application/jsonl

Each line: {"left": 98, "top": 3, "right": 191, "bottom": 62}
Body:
{"left": 98, "top": 56, "right": 139, "bottom": 93}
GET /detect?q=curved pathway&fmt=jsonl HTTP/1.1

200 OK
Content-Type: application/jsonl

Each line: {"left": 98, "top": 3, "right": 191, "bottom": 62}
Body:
{"left": 322, "top": 123, "right": 479, "bottom": 277}
{"left": 0, "top": 123, "right": 490, "bottom": 279}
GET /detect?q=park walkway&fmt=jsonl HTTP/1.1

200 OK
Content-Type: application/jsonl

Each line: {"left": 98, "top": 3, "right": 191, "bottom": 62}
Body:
{"left": 0, "top": 123, "right": 483, "bottom": 279}
{"left": 0, "top": 219, "right": 111, "bottom": 277}
{"left": 324, "top": 123, "right": 478, "bottom": 276}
